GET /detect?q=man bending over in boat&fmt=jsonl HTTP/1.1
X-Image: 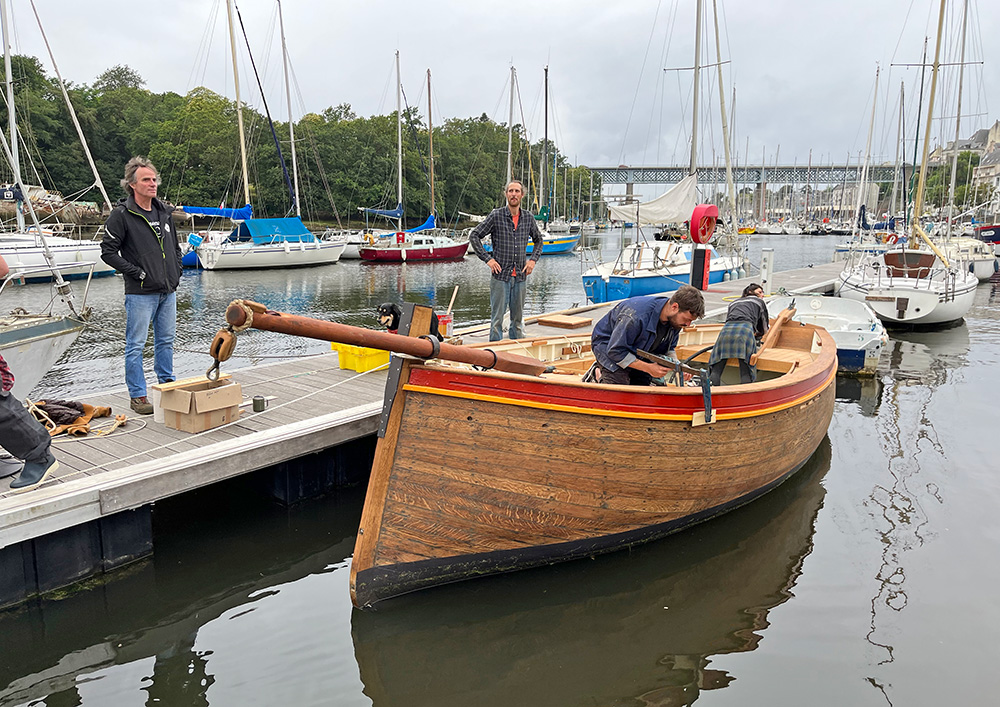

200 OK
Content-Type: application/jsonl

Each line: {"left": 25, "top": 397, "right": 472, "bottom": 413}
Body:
{"left": 591, "top": 285, "right": 705, "bottom": 386}
{"left": 707, "top": 283, "right": 769, "bottom": 385}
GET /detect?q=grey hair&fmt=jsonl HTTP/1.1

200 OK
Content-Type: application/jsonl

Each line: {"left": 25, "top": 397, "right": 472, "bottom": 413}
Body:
{"left": 121, "top": 156, "right": 159, "bottom": 194}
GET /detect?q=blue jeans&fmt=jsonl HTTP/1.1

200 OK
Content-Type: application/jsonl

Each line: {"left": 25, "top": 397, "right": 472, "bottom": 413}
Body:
{"left": 489, "top": 277, "right": 526, "bottom": 341}
{"left": 125, "top": 292, "right": 177, "bottom": 398}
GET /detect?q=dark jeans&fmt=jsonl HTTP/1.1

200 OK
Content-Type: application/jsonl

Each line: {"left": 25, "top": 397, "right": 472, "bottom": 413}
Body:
{"left": 709, "top": 359, "right": 756, "bottom": 386}
{"left": 0, "top": 390, "right": 51, "bottom": 463}
{"left": 597, "top": 364, "right": 653, "bottom": 386}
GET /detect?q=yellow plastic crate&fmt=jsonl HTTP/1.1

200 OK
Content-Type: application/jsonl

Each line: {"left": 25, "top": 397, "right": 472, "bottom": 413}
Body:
{"left": 332, "top": 342, "right": 390, "bottom": 372}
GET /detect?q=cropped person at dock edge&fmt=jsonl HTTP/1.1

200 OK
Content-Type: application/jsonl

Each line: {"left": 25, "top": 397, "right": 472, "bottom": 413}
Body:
{"left": 468, "top": 180, "right": 544, "bottom": 341}
{"left": 708, "top": 283, "right": 769, "bottom": 385}
{"left": 590, "top": 286, "right": 706, "bottom": 386}
{"left": 100, "top": 157, "right": 182, "bottom": 415}
{"left": 0, "top": 254, "right": 60, "bottom": 493}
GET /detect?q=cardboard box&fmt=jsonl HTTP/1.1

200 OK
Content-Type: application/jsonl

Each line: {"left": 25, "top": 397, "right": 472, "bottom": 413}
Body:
{"left": 156, "top": 377, "right": 241, "bottom": 433}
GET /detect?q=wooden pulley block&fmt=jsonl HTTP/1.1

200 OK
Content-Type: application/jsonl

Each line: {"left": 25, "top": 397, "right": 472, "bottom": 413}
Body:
{"left": 209, "top": 328, "right": 238, "bottom": 362}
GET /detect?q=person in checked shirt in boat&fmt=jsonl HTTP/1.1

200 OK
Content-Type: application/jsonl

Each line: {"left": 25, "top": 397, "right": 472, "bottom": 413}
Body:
{"left": 468, "top": 180, "right": 544, "bottom": 341}
{"left": 0, "top": 256, "right": 60, "bottom": 493}
{"left": 708, "top": 283, "right": 769, "bottom": 385}
{"left": 591, "top": 285, "right": 705, "bottom": 386}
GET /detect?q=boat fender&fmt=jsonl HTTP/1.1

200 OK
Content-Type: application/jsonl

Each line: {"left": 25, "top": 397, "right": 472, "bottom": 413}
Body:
{"left": 418, "top": 334, "right": 441, "bottom": 360}
{"left": 994, "top": 260, "right": 999, "bottom": 273}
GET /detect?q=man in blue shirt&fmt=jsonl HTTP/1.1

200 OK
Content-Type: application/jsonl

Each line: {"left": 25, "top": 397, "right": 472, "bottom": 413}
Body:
{"left": 469, "top": 180, "right": 544, "bottom": 341}
{"left": 591, "top": 285, "right": 705, "bottom": 385}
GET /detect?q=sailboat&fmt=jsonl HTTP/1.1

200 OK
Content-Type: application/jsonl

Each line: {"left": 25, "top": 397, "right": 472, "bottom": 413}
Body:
{"left": 358, "top": 56, "right": 467, "bottom": 263}
{"left": 0, "top": 3, "right": 114, "bottom": 284}
{"left": 581, "top": 0, "right": 740, "bottom": 304}
{"left": 838, "top": 0, "right": 978, "bottom": 326}
{"left": 189, "top": 0, "right": 345, "bottom": 270}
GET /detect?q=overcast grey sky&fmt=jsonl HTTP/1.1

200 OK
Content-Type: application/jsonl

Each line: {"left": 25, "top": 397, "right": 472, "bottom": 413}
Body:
{"left": 7, "top": 0, "right": 997, "bottom": 188}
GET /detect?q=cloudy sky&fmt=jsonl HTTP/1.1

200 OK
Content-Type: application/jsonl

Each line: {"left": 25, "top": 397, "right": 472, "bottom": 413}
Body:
{"left": 6, "top": 0, "right": 997, "bottom": 191}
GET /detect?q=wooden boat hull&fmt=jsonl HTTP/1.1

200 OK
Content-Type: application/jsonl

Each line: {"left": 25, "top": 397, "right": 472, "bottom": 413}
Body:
{"left": 350, "top": 332, "right": 837, "bottom": 607}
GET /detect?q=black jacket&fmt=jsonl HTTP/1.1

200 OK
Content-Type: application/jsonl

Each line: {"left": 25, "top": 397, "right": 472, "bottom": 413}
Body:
{"left": 101, "top": 195, "right": 182, "bottom": 295}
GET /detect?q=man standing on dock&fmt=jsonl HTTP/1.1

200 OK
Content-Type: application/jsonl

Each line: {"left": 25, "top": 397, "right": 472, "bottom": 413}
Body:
{"left": 469, "top": 180, "right": 544, "bottom": 341}
{"left": 101, "top": 157, "right": 182, "bottom": 415}
{"left": 591, "top": 286, "right": 705, "bottom": 386}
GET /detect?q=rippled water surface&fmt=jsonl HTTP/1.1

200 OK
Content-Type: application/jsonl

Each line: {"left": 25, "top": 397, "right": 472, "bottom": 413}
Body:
{"left": 1, "top": 233, "right": 996, "bottom": 706}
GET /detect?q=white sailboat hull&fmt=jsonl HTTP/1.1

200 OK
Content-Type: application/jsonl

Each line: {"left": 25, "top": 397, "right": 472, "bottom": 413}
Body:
{"left": 195, "top": 240, "right": 346, "bottom": 270}
{"left": 838, "top": 270, "right": 978, "bottom": 326}
{"left": 0, "top": 313, "right": 85, "bottom": 398}
{"left": 0, "top": 235, "right": 114, "bottom": 282}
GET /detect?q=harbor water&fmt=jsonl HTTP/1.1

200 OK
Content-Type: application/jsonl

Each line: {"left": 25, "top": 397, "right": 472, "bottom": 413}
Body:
{"left": 1, "top": 231, "right": 997, "bottom": 706}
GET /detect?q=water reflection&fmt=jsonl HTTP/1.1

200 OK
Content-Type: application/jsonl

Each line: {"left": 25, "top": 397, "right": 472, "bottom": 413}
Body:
{"left": 0, "top": 477, "right": 366, "bottom": 706}
{"left": 351, "top": 438, "right": 832, "bottom": 707}
{"left": 835, "top": 376, "right": 884, "bottom": 417}
{"left": 863, "top": 323, "right": 969, "bottom": 668}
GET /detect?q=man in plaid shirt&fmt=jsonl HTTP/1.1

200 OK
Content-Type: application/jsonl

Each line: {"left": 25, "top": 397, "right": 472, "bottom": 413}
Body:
{"left": 0, "top": 255, "right": 60, "bottom": 492}
{"left": 469, "top": 180, "right": 544, "bottom": 341}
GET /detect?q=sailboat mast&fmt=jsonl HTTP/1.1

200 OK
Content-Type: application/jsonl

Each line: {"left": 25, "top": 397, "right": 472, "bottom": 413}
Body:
{"left": 226, "top": 0, "right": 251, "bottom": 207}
{"left": 711, "top": 0, "right": 736, "bottom": 226}
{"left": 28, "top": 1, "right": 112, "bottom": 211}
{"left": 1, "top": 0, "right": 24, "bottom": 231}
{"left": 911, "top": 0, "right": 947, "bottom": 234}
{"left": 541, "top": 66, "right": 548, "bottom": 213}
{"left": 506, "top": 66, "right": 515, "bottom": 186}
{"left": 945, "top": 0, "right": 969, "bottom": 239}
{"left": 277, "top": 0, "right": 300, "bottom": 217}
{"left": 851, "top": 67, "right": 879, "bottom": 238}
{"left": 689, "top": 0, "right": 703, "bottom": 176}
{"left": 396, "top": 51, "right": 402, "bottom": 231}
{"left": 427, "top": 69, "right": 435, "bottom": 219}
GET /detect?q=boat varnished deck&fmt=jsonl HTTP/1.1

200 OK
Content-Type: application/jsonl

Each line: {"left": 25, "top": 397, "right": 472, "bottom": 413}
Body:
{"left": 0, "top": 260, "right": 843, "bottom": 549}
{"left": 0, "top": 353, "right": 386, "bottom": 546}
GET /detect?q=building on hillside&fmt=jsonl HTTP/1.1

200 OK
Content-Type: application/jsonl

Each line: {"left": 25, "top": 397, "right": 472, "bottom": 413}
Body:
{"left": 927, "top": 119, "right": 1000, "bottom": 166}
{"left": 971, "top": 147, "right": 1000, "bottom": 214}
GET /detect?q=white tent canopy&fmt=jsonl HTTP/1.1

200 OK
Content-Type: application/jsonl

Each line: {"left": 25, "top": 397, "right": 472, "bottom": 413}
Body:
{"left": 608, "top": 174, "right": 697, "bottom": 226}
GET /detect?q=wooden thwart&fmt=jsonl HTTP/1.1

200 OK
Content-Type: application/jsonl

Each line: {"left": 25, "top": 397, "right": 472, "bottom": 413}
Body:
{"left": 536, "top": 314, "right": 593, "bottom": 329}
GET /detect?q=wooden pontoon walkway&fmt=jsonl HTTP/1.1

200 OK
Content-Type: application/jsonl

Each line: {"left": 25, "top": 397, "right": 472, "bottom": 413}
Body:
{"left": 0, "top": 261, "right": 843, "bottom": 549}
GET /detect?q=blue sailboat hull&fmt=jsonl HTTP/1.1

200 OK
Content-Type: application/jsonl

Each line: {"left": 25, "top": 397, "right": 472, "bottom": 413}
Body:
{"left": 582, "top": 268, "right": 730, "bottom": 304}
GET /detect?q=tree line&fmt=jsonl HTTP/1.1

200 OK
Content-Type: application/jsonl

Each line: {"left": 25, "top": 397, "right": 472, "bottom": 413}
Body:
{"left": 0, "top": 57, "right": 603, "bottom": 229}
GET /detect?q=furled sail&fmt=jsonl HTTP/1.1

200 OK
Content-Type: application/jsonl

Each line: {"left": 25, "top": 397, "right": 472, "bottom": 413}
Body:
{"left": 607, "top": 175, "right": 697, "bottom": 226}
{"left": 405, "top": 214, "right": 436, "bottom": 232}
{"left": 181, "top": 204, "right": 254, "bottom": 220}
{"left": 361, "top": 202, "right": 404, "bottom": 219}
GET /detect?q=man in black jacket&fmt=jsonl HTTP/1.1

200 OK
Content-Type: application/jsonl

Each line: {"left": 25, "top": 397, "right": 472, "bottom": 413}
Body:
{"left": 101, "top": 157, "right": 182, "bottom": 415}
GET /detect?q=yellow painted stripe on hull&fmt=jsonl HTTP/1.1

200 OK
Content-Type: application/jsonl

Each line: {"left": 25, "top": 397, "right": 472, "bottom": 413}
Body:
{"left": 402, "top": 367, "right": 834, "bottom": 422}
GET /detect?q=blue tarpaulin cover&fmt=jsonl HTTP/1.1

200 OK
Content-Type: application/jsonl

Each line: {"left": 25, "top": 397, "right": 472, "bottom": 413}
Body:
{"left": 227, "top": 217, "right": 316, "bottom": 244}
{"left": 182, "top": 204, "right": 254, "bottom": 220}
{"left": 405, "top": 214, "right": 435, "bottom": 232}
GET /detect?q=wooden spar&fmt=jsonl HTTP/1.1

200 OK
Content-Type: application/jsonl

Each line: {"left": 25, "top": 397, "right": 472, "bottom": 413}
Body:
{"left": 750, "top": 307, "right": 795, "bottom": 366}
{"left": 224, "top": 302, "right": 550, "bottom": 376}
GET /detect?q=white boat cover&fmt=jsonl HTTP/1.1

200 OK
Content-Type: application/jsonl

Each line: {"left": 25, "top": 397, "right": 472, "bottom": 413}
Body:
{"left": 608, "top": 174, "right": 697, "bottom": 226}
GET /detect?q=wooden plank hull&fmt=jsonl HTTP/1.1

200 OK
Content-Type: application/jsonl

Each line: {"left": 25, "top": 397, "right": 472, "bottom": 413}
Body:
{"left": 350, "top": 334, "right": 836, "bottom": 607}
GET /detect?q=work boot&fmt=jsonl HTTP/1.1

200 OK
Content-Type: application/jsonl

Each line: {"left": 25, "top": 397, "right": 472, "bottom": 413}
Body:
{"left": 10, "top": 453, "right": 59, "bottom": 493}
{"left": 130, "top": 396, "right": 154, "bottom": 415}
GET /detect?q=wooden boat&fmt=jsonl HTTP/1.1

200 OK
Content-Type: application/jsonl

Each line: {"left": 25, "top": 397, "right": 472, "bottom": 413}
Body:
{"left": 221, "top": 300, "right": 837, "bottom": 608}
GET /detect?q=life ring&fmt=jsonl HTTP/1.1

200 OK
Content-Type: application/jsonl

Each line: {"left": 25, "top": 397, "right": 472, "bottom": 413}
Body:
{"left": 886, "top": 234, "right": 899, "bottom": 245}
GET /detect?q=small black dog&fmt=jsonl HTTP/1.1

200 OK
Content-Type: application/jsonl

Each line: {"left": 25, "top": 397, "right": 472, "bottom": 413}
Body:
{"left": 377, "top": 302, "right": 443, "bottom": 341}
